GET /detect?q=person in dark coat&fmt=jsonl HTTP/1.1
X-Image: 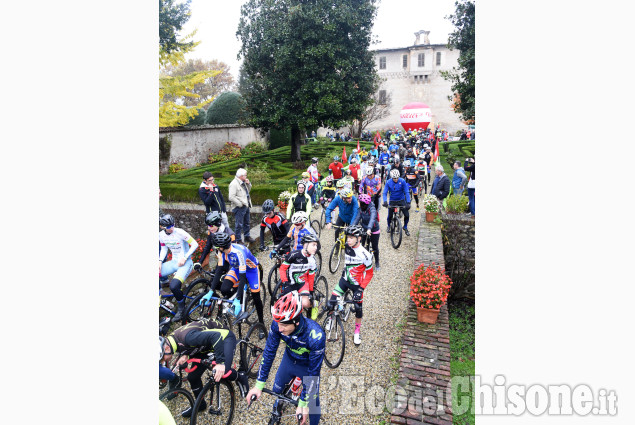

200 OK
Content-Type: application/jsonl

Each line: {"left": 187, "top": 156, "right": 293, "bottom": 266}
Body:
{"left": 198, "top": 171, "right": 230, "bottom": 228}
{"left": 430, "top": 165, "right": 451, "bottom": 206}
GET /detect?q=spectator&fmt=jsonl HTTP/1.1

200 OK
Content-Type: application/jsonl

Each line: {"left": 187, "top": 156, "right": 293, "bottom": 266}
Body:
{"left": 430, "top": 165, "right": 451, "bottom": 207}
{"left": 464, "top": 157, "right": 475, "bottom": 217}
{"left": 287, "top": 180, "right": 313, "bottom": 218}
{"left": 228, "top": 168, "right": 255, "bottom": 244}
{"left": 452, "top": 161, "right": 468, "bottom": 196}
{"left": 198, "top": 171, "right": 230, "bottom": 229}
{"left": 311, "top": 130, "right": 316, "bottom": 138}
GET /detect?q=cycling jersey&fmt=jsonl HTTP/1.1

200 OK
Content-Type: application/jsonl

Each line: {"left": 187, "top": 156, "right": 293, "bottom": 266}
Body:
{"left": 279, "top": 249, "right": 317, "bottom": 294}
{"left": 342, "top": 244, "right": 374, "bottom": 288}
{"left": 256, "top": 315, "right": 325, "bottom": 407}
{"left": 287, "top": 192, "right": 312, "bottom": 218}
{"left": 260, "top": 212, "right": 289, "bottom": 244}
{"left": 378, "top": 152, "right": 390, "bottom": 165}
{"left": 348, "top": 163, "right": 361, "bottom": 180}
{"left": 360, "top": 175, "right": 382, "bottom": 197}
{"left": 217, "top": 243, "right": 259, "bottom": 272}
{"left": 328, "top": 162, "right": 344, "bottom": 179}
{"left": 404, "top": 168, "right": 421, "bottom": 188}
{"left": 285, "top": 224, "right": 318, "bottom": 251}
{"left": 320, "top": 186, "right": 336, "bottom": 202}
{"left": 170, "top": 318, "right": 234, "bottom": 366}
{"left": 352, "top": 202, "right": 379, "bottom": 233}
{"left": 339, "top": 175, "right": 355, "bottom": 190}
{"left": 159, "top": 228, "right": 197, "bottom": 261}
{"left": 199, "top": 224, "right": 236, "bottom": 265}
{"left": 307, "top": 164, "right": 319, "bottom": 183}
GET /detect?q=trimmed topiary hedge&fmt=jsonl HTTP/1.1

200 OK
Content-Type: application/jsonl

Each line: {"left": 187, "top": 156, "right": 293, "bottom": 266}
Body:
{"left": 206, "top": 92, "right": 247, "bottom": 125}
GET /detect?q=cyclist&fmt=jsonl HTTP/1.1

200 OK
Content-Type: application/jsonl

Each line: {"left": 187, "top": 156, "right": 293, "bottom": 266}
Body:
{"left": 392, "top": 155, "right": 405, "bottom": 179}
{"left": 382, "top": 169, "right": 412, "bottom": 236}
{"left": 423, "top": 146, "right": 434, "bottom": 185}
{"left": 319, "top": 176, "right": 337, "bottom": 206}
{"left": 405, "top": 148, "right": 417, "bottom": 165}
{"left": 348, "top": 157, "right": 361, "bottom": 189}
{"left": 403, "top": 160, "right": 422, "bottom": 212}
{"left": 278, "top": 233, "right": 320, "bottom": 319}
{"left": 299, "top": 172, "right": 316, "bottom": 206}
{"left": 326, "top": 225, "right": 373, "bottom": 345}
{"left": 328, "top": 156, "right": 344, "bottom": 186}
{"left": 378, "top": 146, "right": 390, "bottom": 180}
{"left": 415, "top": 154, "right": 429, "bottom": 194}
{"left": 287, "top": 180, "right": 313, "bottom": 219}
{"left": 359, "top": 155, "right": 369, "bottom": 179}
{"left": 325, "top": 187, "right": 359, "bottom": 242}
{"left": 196, "top": 211, "right": 236, "bottom": 270}
{"left": 306, "top": 157, "right": 320, "bottom": 204}
{"left": 203, "top": 233, "right": 265, "bottom": 329}
{"left": 348, "top": 148, "right": 359, "bottom": 164}
{"left": 274, "top": 211, "right": 319, "bottom": 255}
{"left": 259, "top": 199, "right": 290, "bottom": 252}
{"left": 359, "top": 166, "right": 382, "bottom": 210}
{"left": 161, "top": 318, "right": 249, "bottom": 417}
{"left": 159, "top": 336, "right": 181, "bottom": 392}
{"left": 351, "top": 194, "right": 381, "bottom": 271}
{"left": 159, "top": 214, "right": 199, "bottom": 322}
{"left": 340, "top": 169, "right": 356, "bottom": 192}
{"left": 246, "top": 291, "right": 325, "bottom": 425}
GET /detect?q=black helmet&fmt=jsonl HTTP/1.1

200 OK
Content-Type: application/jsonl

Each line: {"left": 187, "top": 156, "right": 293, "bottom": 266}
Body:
{"left": 311, "top": 157, "right": 318, "bottom": 164}
{"left": 301, "top": 233, "right": 319, "bottom": 244}
{"left": 262, "top": 199, "right": 275, "bottom": 213}
{"left": 213, "top": 232, "right": 232, "bottom": 249}
{"left": 344, "top": 224, "right": 364, "bottom": 237}
{"left": 362, "top": 155, "right": 368, "bottom": 161}
{"left": 205, "top": 211, "right": 222, "bottom": 227}
{"left": 159, "top": 214, "right": 175, "bottom": 228}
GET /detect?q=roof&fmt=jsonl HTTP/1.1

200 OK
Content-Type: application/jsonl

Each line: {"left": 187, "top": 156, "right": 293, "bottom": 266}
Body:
{"left": 372, "top": 43, "right": 450, "bottom": 53}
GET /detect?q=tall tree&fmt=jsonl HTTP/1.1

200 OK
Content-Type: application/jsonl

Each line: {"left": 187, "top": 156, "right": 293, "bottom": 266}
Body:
{"left": 159, "top": 0, "right": 194, "bottom": 59}
{"left": 162, "top": 59, "right": 235, "bottom": 107}
{"left": 237, "top": 0, "right": 379, "bottom": 161}
{"left": 441, "top": 0, "right": 475, "bottom": 123}
{"left": 348, "top": 78, "right": 392, "bottom": 137}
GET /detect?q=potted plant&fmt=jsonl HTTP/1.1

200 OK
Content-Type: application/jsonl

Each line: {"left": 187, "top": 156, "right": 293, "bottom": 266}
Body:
{"left": 423, "top": 194, "right": 440, "bottom": 222}
{"left": 409, "top": 262, "right": 452, "bottom": 324}
{"left": 277, "top": 190, "right": 292, "bottom": 211}
{"left": 445, "top": 194, "right": 469, "bottom": 214}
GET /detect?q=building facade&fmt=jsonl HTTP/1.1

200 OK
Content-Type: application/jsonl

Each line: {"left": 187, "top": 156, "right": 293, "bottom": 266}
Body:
{"left": 371, "top": 30, "right": 466, "bottom": 133}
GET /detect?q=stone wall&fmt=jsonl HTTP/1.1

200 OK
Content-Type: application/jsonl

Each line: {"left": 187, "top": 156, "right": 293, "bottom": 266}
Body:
{"left": 441, "top": 214, "right": 475, "bottom": 300}
{"left": 159, "top": 125, "right": 267, "bottom": 173}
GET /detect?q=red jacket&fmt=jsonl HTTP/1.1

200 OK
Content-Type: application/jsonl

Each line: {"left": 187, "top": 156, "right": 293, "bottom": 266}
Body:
{"left": 349, "top": 164, "right": 361, "bottom": 180}
{"left": 329, "top": 162, "right": 344, "bottom": 179}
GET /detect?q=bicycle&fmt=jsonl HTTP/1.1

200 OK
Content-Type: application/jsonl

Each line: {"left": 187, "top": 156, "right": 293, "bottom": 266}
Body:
{"left": 271, "top": 275, "right": 329, "bottom": 321}
{"left": 188, "top": 353, "right": 236, "bottom": 425}
{"left": 360, "top": 233, "right": 375, "bottom": 268}
{"left": 267, "top": 244, "right": 322, "bottom": 297}
{"left": 316, "top": 293, "right": 358, "bottom": 369}
{"left": 247, "top": 380, "right": 305, "bottom": 425}
{"left": 327, "top": 224, "right": 348, "bottom": 274}
{"left": 159, "top": 272, "right": 214, "bottom": 334}
{"left": 317, "top": 196, "right": 333, "bottom": 229}
{"left": 387, "top": 204, "right": 405, "bottom": 249}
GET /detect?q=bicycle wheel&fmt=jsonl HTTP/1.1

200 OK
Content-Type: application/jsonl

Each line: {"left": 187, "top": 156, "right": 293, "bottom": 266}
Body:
{"left": 272, "top": 280, "right": 285, "bottom": 301}
{"left": 323, "top": 313, "right": 345, "bottom": 369}
{"left": 390, "top": 215, "right": 402, "bottom": 249}
{"left": 319, "top": 208, "right": 326, "bottom": 228}
{"left": 185, "top": 292, "right": 217, "bottom": 323}
{"left": 341, "top": 291, "right": 354, "bottom": 322}
{"left": 310, "top": 219, "right": 321, "bottom": 238}
{"left": 267, "top": 264, "right": 280, "bottom": 298}
{"left": 328, "top": 242, "right": 342, "bottom": 274}
{"left": 243, "top": 322, "right": 268, "bottom": 379}
{"left": 160, "top": 388, "right": 194, "bottom": 425}
{"left": 183, "top": 277, "right": 211, "bottom": 300}
{"left": 312, "top": 276, "right": 329, "bottom": 313}
{"left": 190, "top": 379, "right": 235, "bottom": 425}
{"left": 314, "top": 251, "right": 322, "bottom": 277}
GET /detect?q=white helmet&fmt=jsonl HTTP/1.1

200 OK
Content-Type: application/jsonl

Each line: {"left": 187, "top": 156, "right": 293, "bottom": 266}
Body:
{"left": 404, "top": 160, "right": 411, "bottom": 167}
{"left": 352, "top": 149, "right": 357, "bottom": 153}
{"left": 291, "top": 211, "right": 309, "bottom": 224}
{"left": 365, "top": 167, "right": 374, "bottom": 175}
{"left": 423, "top": 144, "right": 429, "bottom": 149}
{"left": 394, "top": 155, "right": 400, "bottom": 162}
{"left": 390, "top": 169, "right": 400, "bottom": 179}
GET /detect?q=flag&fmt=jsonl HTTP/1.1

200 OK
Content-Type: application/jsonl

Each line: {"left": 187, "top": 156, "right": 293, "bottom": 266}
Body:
{"left": 342, "top": 147, "right": 347, "bottom": 164}
{"left": 433, "top": 139, "right": 440, "bottom": 162}
{"left": 356, "top": 139, "right": 360, "bottom": 152}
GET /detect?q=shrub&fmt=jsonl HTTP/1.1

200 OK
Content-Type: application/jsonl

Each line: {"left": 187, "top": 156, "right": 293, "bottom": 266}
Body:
{"left": 208, "top": 142, "right": 242, "bottom": 164}
{"left": 159, "top": 134, "right": 172, "bottom": 161}
{"left": 269, "top": 128, "right": 292, "bottom": 149}
{"left": 168, "top": 162, "right": 186, "bottom": 174}
{"left": 206, "top": 92, "right": 247, "bottom": 125}
{"left": 243, "top": 141, "right": 266, "bottom": 155}
{"left": 423, "top": 194, "right": 440, "bottom": 213}
{"left": 185, "top": 108, "right": 207, "bottom": 127}
{"left": 409, "top": 262, "right": 452, "bottom": 310}
{"left": 445, "top": 194, "right": 469, "bottom": 213}
{"left": 248, "top": 163, "right": 270, "bottom": 185}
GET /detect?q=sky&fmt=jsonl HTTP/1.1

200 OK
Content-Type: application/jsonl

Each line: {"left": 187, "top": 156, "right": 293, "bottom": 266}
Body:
{"left": 182, "top": 0, "right": 458, "bottom": 82}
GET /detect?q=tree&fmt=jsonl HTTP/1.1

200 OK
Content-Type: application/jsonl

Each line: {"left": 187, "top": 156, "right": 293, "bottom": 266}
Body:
{"left": 237, "top": 0, "right": 379, "bottom": 162}
{"left": 159, "top": 0, "right": 194, "bottom": 61}
{"left": 441, "top": 0, "right": 475, "bottom": 123}
{"left": 348, "top": 78, "right": 392, "bottom": 137}
{"left": 206, "top": 92, "right": 247, "bottom": 125}
{"left": 162, "top": 59, "right": 235, "bottom": 108}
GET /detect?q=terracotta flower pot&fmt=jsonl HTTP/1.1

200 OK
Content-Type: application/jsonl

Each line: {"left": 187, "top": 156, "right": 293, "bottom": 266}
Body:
{"left": 425, "top": 211, "right": 438, "bottom": 222}
{"left": 416, "top": 305, "right": 440, "bottom": 324}
{"left": 278, "top": 202, "right": 288, "bottom": 210}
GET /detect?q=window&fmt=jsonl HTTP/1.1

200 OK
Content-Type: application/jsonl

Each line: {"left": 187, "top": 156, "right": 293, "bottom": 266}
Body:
{"left": 436, "top": 52, "right": 442, "bottom": 66}
{"left": 418, "top": 53, "right": 425, "bottom": 67}
{"left": 378, "top": 90, "right": 387, "bottom": 105}
{"left": 402, "top": 54, "right": 408, "bottom": 68}
{"left": 379, "top": 56, "right": 386, "bottom": 69}
{"left": 424, "top": 75, "right": 428, "bottom": 82}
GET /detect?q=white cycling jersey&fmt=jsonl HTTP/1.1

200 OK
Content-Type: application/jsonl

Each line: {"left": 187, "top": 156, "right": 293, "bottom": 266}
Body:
{"left": 159, "top": 228, "right": 197, "bottom": 261}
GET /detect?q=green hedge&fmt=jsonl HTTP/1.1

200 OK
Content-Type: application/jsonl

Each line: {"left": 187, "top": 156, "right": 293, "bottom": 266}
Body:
{"left": 206, "top": 92, "right": 246, "bottom": 125}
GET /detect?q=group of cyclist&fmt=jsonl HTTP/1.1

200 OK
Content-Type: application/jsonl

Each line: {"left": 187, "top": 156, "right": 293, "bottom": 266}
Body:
{"left": 158, "top": 134, "right": 438, "bottom": 423}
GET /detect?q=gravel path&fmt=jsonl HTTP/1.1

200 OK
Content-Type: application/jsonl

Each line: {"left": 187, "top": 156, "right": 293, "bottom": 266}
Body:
{"left": 168, "top": 205, "right": 422, "bottom": 424}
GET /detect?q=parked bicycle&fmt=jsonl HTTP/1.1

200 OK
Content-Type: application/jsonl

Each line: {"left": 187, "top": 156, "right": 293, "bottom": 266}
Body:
{"left": 328, "top": 224, "right": 348, "bottom": 274}
{"left": 316, "top": 293, "right": 358, "bottom": 368}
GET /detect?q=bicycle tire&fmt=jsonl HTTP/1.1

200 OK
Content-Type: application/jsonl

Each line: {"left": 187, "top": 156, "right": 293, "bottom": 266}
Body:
{"left": 160, "top": 388, "right": 195, "bottom": 425}
{"left": 185, "top": 291, "right": 217, "bottom": 323}
{"left": 342, "top": 291, "right": 354, "bottom": 322}
{"left": 390, "top": 215, "right": 402, "bottom": 249}
{"left": 319, "top": 208, "right": 326, "bottom": 228}
{"left": 314, "top": 251, "right": 322, "bottom": 278}
{"left": 189, "top": 379, "right": 235, "bottom": 425}
{"left": 267, "top": 264, "right": 280, "bottom": 298}
{"left": 243, "top": 321, "right": 268, "bottom": 379}
{"left": 323, "top": 313, "right": 345, "bottom": 369}
{"left": 310, "top": 219, "right": 321, "bottom": 238}
{"left": 312, "top": 276, "right": 329, "bottom": 313}
{"left": 272, "top": 279, "right": 285, "bottom": 301}
{"left": 183, "top": 277, "right": 211, "bottom": 300}
{"left": 328, "top": 242, "right": 342, "bottom": 274}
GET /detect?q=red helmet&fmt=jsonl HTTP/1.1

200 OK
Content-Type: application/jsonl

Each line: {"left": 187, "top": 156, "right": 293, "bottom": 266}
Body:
{"left": 271, "top": 291, "right": 303, "bottom": 323}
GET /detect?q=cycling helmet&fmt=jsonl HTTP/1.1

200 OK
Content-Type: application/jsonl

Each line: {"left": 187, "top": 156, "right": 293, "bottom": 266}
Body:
{"left": 389, "top": 157, "right": 394, "bottom": 164}
{"left": 166, "top": 335, "right": 177, "bottom": 354}
{"left": 213, "top": 232, "right": 232, "bottom": 249}
{"left": 262, "top": 199, "right": 275, "bottom": 213}
{"left": 333, "top": 156, "right": 340, "bottom": 161}
{"left": 311, "top": 157, "right": 318, "bottom": 164}
{"left": 291, "top": 211, "right": 309, "bottom": 224}
{"left": 352, "top": 149, "right": 357, "bottom": 153}
{"left": 339, "top": 188, "right": 354, "bottom": 198}
{"left": 404, "top": 160, "right": 411, "bottom": 167}
{"left": 394, "top": 156, "right": 400, "bottom": 163}
{"left": 296, "top": 181, "right": 306, "bottom": 189}
{"left": 418, "top": 154, "right": 425, "bottom": 160}
{"left": 344, "top": 224, "right": 364, "bottom": 237}
{"left": 301, "top": 172, "right": 310, "bottom": 179}
{"left": 159, "top": 214, "right": 175, "bottom": 228}
{"left": 390, "top": 169, "right": 401, "bottom": 179}
{"left": 423, "top": 144, "right": 429, "bottom": 149}
{"left": 362, "top": 155, "right": 368, "bottom": 161}
{"left": 159, "top": 336, "right": 166, "bottom": 360}
{"left": 336, "top": 179, "right": 345, "bottom": 188}
{"left": 358, "top": 194, "right": 371, "bottom": 204}
{"left": 345, "top": 169, "right": 352, "bottom": 175}
{"left": 365, "top": 167, "right": 374, "bottom": 175}
{"left": 325, "top": 175, "right": 333, "bottom": 182}
{"left": 271, "top": 291, "right": 303, "bottom": 323}
{"left": 301, "top": 232, "right": 319, "bottom": 244}
{"left": 205, "top": 211, "right": 222, "bottom": 227}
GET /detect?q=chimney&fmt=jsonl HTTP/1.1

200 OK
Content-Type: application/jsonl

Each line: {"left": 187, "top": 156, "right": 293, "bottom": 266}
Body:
{"left": 414, "top": 30, "right": 431, "bottom": 46}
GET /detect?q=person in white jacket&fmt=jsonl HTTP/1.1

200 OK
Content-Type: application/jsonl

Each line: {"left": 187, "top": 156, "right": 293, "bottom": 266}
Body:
{"left": 228, "top": 168, "right": 254, "bottom": 244}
